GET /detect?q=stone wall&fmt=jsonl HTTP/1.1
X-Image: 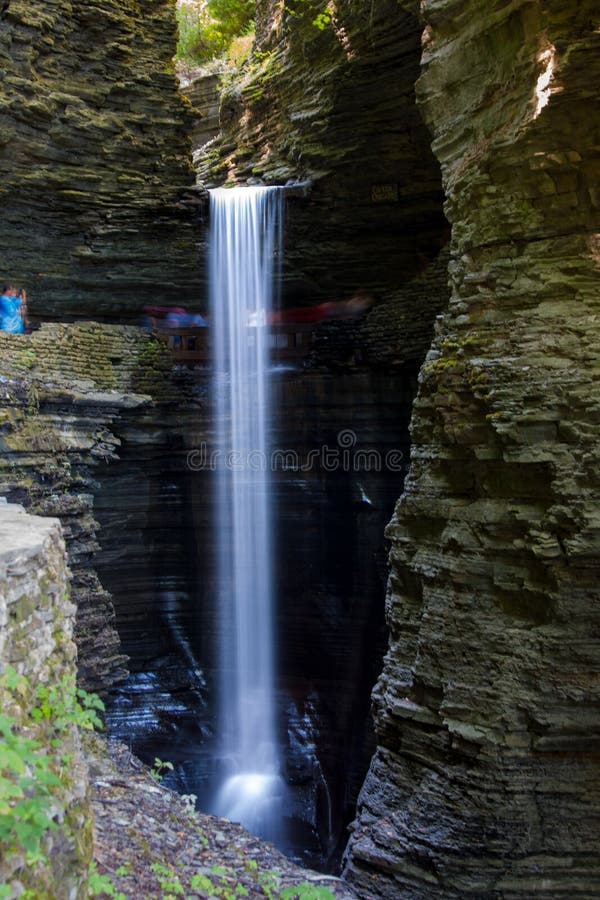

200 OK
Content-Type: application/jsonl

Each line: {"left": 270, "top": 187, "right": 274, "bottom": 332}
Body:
{"left": 0, "top": 0, "right": 205, "bottom": 317}
{"left": 344, "top": 1, "right": 600, "bottom": 896}
{"left": 0, "top": 502, "right": 92, "bottom": 897}
{"left": 0, "top": 321, "right": 172, "bottom": 393}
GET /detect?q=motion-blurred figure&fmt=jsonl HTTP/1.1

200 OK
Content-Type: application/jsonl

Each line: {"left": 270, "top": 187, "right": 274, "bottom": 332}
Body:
{"left": 269, "top": 291, "right": 374, "bottom": 324}
{"left": 0, "top": 284, "right": 27, "bottom": 333}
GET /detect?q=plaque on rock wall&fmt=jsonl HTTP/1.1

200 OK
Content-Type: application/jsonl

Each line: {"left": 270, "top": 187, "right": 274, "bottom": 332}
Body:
{"left": 371, "top": 183, "right": 399, "bottom": 202}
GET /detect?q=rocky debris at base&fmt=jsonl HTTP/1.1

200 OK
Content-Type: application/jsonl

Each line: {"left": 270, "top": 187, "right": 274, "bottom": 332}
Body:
{"left": 88, "top": 735, "right": 357, "bottom": 900}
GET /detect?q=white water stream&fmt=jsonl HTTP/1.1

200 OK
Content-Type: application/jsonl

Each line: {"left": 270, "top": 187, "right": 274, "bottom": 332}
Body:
{"left": 209, "top": 186, "right": 285, "bottom": 840}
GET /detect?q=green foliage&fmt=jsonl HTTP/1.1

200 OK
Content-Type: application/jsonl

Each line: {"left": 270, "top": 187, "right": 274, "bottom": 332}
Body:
{"left": 176, "top": 2, "right": 225, "bottom": 64}
{"left": 0, "top": 712, "right": 59, "bottom": 855}
{"left": 208, "top": 0, "right": 254, "bottom": 39}
{"left": 312, "top": 9, "right": 332, "bottom": 30}
{"left": 145, "top": 860, "right": 333, "bottom": 900}
{"left": 258, "top": 869, "right": 281, "bottom": 899}
{"left": 0, "top": 667, "right": 104, "bottom": 892}
{"left": 228, "top": 31, "right": 255, "bottom": 66}
{"left": 282, "top": 0, "right": 333, "bottom": 30}
{"left": 88, "top": 862, "right": 127, "bottom": 900}
{"left": 87, "top": 855, "right": 335, "bottom": 900}
{"left": 152, "top": 861, "right": 186, "bottom": 897}
{"left": 31, "top": 673, "right": 105, "bottom": 735}
{"left": 151, "top": 860, "right": 252, "bottom": 899}
{"left": 280, "top": 884, "right": 335, "bottom": 900}
{"left": 175, "top": 0, "right": 254, "bottom": 65}
{"left": 150, "top": 757, "right": 174, "bottom": 782}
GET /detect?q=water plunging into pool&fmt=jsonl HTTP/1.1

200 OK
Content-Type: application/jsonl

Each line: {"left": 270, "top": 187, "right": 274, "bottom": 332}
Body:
{"left": 209, "top": 186, "right": 285, "bottom": 842}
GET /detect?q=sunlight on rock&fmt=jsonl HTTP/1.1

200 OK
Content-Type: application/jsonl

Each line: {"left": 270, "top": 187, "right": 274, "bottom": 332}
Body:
{"left": 534, "top": 44, "right": 556, "bottom": 118}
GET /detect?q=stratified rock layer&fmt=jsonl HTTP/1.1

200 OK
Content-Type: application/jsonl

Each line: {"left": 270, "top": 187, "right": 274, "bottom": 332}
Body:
{"left": 0, "top": 323, "right": 184, "bottom": 691}
{"left": 198, "top": 0, "right": 449, "bottom": 338}
{"left": 90, "top": 365, "right": 417, "bottom": 869}
{"left": 344, "top": 1, "right": 600, "bottom": 897}
{"left": 0, "top": 0, "right": 204, "bottom": 316}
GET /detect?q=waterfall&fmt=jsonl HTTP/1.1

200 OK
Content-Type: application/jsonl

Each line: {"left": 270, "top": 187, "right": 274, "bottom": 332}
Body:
{"left": 209, "top": 186, "right": 285, "bottom": 841}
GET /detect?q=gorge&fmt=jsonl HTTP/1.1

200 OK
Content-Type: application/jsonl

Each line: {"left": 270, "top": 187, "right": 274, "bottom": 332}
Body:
{"left": 0, "top": 0, "right": 599, "bottom": 898}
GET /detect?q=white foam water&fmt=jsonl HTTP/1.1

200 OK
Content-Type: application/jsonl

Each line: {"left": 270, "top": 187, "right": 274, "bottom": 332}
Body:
{"left": 209, "top": 186, "right": 285, "bottom": 841}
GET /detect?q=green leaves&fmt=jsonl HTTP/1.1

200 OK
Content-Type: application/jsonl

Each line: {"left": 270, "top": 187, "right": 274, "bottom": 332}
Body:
{"left": 30, "top": 674, "right": 105, "bottom": 734}
{"left": 0, "top": 708, "right": 61, "bottom": 858}
{"left": 150, "top": 757, "right": 174, "bottom": 782}
{"left": 0, "top": 665, "right": 104, "bottom": 888}
{"left": 147, "top": 860, "right": 325, "bottom": 900}
{"left": 175, "top": 0, "right": 255, "bottom": 65}
{"left": 280, "top": 884, "right": 336, "bottom": 900}
{"left": 312, "top": 10, "right": 332, "bottom": 30}
{"left": 88, "top": 863, "right": 128, "bottom": 900}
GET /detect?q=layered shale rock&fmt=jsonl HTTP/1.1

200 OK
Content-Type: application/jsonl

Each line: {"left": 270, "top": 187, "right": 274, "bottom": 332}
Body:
{"left": 179, "top": 66, "right": 223, "bottom": 149}
{"left": 344, "top": 1, "right": 600, "bottom": 896}
{"left": 0, "top": 323, "right": 187, "bottom": 691}
{"left": 0, "top": 0, "right": 205, "bottom": 317}
{"left": 89, "top": 365, "right": 416, "bottom": 870}
{"left": 197, "top": 0, "right": 450, "bottom": 357}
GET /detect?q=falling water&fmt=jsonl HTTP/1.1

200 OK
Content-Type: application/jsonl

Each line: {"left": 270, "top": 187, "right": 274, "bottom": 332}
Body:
{"left": 209, "top": 186, "right": 285, "bottom": 841}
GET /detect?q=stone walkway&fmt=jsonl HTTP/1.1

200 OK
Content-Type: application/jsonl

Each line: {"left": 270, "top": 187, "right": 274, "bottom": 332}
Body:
{"left": 88, "top": 736, "right": 357, "bottom": 900}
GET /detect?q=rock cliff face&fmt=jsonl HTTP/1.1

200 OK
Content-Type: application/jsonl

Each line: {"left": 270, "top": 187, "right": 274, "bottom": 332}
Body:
{"left": 344, "top": 1, "right": 600, "bottom": 896}
{"left": 0, "top": 323, "right": 186, "bottom": 691}
{"left": 197, "top": 0, "right": 450, "bottom": 340}
{"left": 89, "top": 366, "right": 417, "bottom": 869}
{"left": 1, "top": 0, "right": 598, "bottom": 892}
{"left": 0, "top": 0, "right": 204, "bottom": 317}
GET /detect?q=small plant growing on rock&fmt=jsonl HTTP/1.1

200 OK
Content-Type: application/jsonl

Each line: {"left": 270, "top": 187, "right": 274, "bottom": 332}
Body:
{"left": 88, "top": 862, "right": 127, "bottom": 900}
{"left": 152, "top": 860, "right": 186, "bottom": 897}
{"left": 281, "top": 884, "right": 335, "bottom": 900}
{"left": 150, "top": 757, "right": 174, "bottom": 782}
{"left": 180, "top": 791, "right": 198, "bottom": 815}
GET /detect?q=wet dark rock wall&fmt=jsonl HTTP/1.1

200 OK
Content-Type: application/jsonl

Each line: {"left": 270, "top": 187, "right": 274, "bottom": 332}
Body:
{"left": 91, "top": 401, "right": 208, "bottom": 755}
{"left": 0, "top": 322, "right": 181, "bottom": 692}
{"left": 0, "top": 0, "right": 204, "bottom": 316}
{"left": 344, "top": 1, "right": 600, "bottom": 896}
{"left": 91, "top": 366, "right": 418, "bottom": 871}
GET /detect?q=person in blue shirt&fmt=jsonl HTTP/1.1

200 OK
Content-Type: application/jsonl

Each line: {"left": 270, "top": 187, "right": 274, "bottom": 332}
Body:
{"left": 0, "top": 284, "right": 27, "bottom": 333}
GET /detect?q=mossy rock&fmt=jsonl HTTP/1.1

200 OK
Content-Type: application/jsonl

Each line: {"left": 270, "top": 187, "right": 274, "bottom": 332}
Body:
{"left": 131, "top": 337, "right": 174, "bottom": 399}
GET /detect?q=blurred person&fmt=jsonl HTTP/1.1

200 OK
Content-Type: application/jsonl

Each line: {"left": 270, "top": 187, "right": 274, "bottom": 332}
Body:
{"left": 269, "top": 291, "right": 375, "bottom": 324}
{"left": 142, "top": 305, "right": 207, "bottom": 328}
{"left": 0, "top": 284, "right": 27, "bottom": 333}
